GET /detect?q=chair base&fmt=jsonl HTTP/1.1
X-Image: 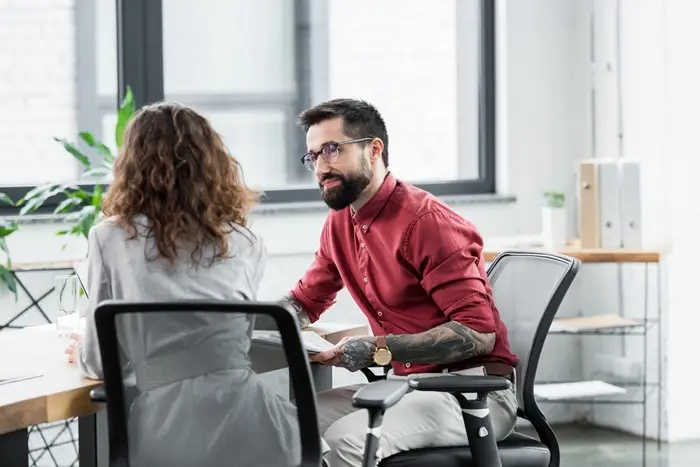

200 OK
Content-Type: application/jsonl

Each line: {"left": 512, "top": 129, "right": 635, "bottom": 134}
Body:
{"left": 378, "top": 432, "right": 551, "bottom": 467}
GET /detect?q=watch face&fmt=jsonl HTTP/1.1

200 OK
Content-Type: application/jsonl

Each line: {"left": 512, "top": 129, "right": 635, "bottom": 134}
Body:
{"left": 374, "top": 348, "right": 392, "bottom": 366}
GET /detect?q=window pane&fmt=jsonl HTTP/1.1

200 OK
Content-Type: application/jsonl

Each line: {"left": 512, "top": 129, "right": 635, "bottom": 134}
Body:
{"left": 326, "top": 0, "right": 481, "bottom": 182}
{"left": 161, "top": 0, "right": 299, "bottom": 190}
{"left": 96, "top": 0, "right": 118, "bottom": 98}
{"left": 0, "top": 0, "right": 81, "bottom": 185}
{"left": 206, "top": 109, "right": 289, "bottom": 189}
{"left": 104, "top": 108, "right": 288, "bottom": 189}
{"left": 162, "top": 0, "right": 295, "bottom": 95}
{"left": 101, "top": 113, "right": 118, "bottom": 156}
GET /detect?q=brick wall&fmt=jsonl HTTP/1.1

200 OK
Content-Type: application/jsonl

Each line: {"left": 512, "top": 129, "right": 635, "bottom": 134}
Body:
{"left": 0, "top": 0, "right": 80, "bottom": 186}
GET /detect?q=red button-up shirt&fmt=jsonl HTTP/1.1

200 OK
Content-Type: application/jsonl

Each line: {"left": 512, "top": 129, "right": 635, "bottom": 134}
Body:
{"left": 290, "top": 173, "right": 518, "bottom": 376}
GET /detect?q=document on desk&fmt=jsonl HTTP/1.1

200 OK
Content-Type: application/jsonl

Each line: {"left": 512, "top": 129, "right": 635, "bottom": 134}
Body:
{"left": 0, "top": 372, "right": 43, "bottom": 386}
{"left": 534, "top": 380, "right": 626, "bottom": 400}
{"left": 253, "top": 330, "right": 335, "bottom": 355}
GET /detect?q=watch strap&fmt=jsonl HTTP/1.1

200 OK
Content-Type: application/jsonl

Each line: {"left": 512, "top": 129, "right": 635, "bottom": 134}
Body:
{"left": 376, "top": 335, "right": 387, "bottom": 349}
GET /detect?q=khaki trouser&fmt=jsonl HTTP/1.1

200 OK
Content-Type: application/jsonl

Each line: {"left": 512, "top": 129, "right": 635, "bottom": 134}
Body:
{"left": 317, "top": 366, "right": 518, "bottom": 467}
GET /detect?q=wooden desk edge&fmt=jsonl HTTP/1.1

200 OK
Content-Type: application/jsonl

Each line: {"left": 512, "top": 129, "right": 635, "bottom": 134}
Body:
{"left": 0, "top": 382, "right": 103, "bottom": 435}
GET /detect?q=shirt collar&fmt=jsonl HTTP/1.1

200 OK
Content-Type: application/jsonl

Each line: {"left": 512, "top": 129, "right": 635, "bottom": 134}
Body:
{"left": 351, "top": 172, "right": 397, "bottom": 230}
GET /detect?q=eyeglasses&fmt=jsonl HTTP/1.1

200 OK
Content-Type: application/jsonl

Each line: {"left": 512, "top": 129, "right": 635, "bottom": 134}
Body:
{"left": 300, "top": 137, "right": 374, "bottom": 172}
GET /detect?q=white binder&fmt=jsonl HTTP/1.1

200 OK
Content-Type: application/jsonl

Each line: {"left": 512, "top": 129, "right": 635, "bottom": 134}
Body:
{"left": 619, "top": 160, "right": 642, "bottom": 248}
{"left": 597, "top": 160, "right": 622, "bottom": 248}
{"left": 577, "top": 159, "right": 642, "bottom": 249}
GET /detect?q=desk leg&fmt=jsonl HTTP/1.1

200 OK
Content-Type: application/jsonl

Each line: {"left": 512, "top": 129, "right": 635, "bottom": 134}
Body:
{"left": 79, "top": 412, "right": 109, "bottom": 467}
{"left": 0, "top": 428, "right": 28, "bottom": 467}
{"left": 311, "top": 363, "right": 333, "bottom": 392}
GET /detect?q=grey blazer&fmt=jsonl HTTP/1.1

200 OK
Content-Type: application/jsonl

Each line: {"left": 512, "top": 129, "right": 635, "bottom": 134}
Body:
{"left": 77, "top": 216, "right": 303, "bottom": 467}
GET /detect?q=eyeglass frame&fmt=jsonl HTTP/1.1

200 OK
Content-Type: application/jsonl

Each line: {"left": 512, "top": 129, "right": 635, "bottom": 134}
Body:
{"left": 300, "top": 137, "right": 374, "bottom": 172}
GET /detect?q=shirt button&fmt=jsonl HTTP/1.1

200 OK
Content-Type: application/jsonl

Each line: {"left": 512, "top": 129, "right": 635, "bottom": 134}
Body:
{"left": 360, "top": 243, "right": 365, "bottom": 248}
{"left": 362, "top": 225, "right": 368, "bottom": 231}
{"left": 363, "top": 277, "right": 368, "bottom": 283}
{"left": 405, "top": 363, "right": 411, "bottom": 368}
{"left": 377, "top": 311, "right": 383, "bottom": 317}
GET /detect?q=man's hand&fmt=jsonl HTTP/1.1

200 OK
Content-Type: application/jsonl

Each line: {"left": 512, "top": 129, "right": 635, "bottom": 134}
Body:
{"left": 310, "top": 336, "right": 377, "bottom": 372}
{"left": 64, "top": 332, "right": 82, "bottom": 365}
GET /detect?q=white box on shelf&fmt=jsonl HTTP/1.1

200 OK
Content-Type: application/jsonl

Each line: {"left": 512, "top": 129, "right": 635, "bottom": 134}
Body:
{"left": 542, "top": 207, "right": 567, "bottom": 249}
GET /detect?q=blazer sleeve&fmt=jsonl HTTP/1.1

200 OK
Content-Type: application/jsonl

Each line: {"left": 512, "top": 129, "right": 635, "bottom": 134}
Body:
{"left": 77, "top": 226, "right": 113, "bottom": 380}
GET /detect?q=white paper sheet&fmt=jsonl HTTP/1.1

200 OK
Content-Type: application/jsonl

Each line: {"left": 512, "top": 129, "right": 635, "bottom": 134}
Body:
{"left": 0, "top": 372, "right": 43, "bottom": 386}
{"left": 252, "top": 330, "right": 335, "bottom": 354}
{"left": 534, "top": 380, "right": 626, "bottom": 400}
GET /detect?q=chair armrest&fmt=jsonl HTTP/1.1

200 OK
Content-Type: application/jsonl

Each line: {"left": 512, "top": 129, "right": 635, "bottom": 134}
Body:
{"left": 351, "top": 380, "right": 411, "bottom": 411}
{"left": 90, "top": 385, "right": 106, "bottom": 402}
{"left": 408, "top": 375, "right": 511, "bottom": 393}
{"left": 360, "top": 366, "right": 388, "bottom": 383}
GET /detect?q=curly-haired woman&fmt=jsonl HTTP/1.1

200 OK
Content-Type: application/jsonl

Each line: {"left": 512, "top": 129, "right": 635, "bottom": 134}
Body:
{"left": 64, "top": 102, "right": 310, "bottom": 466}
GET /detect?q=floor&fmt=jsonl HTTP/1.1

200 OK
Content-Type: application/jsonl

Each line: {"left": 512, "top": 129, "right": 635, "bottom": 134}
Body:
{"left": 523, "top": 423, "right": 700, "bottom": 466}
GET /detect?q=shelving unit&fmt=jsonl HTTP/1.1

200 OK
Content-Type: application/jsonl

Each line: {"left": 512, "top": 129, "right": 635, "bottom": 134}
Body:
{"left": 484, "top": 245, "right": 666, "bottom": 467}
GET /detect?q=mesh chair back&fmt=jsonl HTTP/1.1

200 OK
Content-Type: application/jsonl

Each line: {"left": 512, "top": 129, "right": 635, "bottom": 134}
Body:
{"left": 487, "top": 252, "right": 580, "bottom": 415}
{"left": 94, "top": 300, "right": 322, "bottom": 467}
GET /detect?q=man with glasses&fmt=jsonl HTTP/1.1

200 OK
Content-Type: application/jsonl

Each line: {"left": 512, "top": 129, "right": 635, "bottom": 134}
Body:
{"left": 283, "top": 98, "right": 518, "bottom": 467}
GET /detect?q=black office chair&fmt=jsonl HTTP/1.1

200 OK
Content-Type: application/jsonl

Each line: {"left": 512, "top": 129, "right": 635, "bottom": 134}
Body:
{"left": 89, "top": 300, "right": 326, "bottom": 467}
{"left": 352, "top": 251, "right": 581, "bottom": 467}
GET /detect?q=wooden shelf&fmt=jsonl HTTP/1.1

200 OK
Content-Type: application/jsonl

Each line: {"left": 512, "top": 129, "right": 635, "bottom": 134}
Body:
{"left": 483, "top": 240, "right": 669, "bottom": 264}
{"left": 549, "top": 314, "right": 645, "bottom": 334}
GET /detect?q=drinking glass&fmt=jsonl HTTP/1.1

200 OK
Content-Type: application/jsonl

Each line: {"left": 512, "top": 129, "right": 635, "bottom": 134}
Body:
{"left": 55, "top": 275, "right": 81, "bottom": 336}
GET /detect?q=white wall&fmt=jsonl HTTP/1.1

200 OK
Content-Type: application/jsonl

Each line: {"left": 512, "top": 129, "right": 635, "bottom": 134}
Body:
{"left": 572, "top": 0, "right": 700, "bottom": 443}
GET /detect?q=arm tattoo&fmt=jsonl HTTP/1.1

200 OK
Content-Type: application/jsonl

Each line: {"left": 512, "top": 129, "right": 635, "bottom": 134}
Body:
{"left": 334, "top": 336, "right": 376, "bottom": 372}
{"left": 386, "top": 321, "right": 495, "bottom": 365}
{"left": 281, "top": 294, "right": 311, "bottom": 328}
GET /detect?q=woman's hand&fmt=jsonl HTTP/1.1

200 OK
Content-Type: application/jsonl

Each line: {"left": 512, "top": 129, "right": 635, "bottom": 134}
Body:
{"left": 64, "top": 332, "right": 83, "bottom": 365}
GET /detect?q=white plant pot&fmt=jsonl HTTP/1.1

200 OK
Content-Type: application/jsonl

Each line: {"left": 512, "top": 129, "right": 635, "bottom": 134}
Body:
{"left": 542, "top": 207, "right": 567, "bottom": 249}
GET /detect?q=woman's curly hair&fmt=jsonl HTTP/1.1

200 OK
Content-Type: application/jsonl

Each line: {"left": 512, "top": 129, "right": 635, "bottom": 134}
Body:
{"left": 102, "top": 102, "right": 260, "bottom": 265}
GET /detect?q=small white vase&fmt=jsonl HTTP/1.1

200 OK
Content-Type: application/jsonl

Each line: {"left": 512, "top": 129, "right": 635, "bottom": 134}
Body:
{"left": 542, "top": 206, "right": 567, "bottom": 249}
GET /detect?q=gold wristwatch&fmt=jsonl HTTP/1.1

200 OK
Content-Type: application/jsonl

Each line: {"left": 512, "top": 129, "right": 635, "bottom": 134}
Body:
{"left": 372, "top": 335, "right": 393, "bottom": 366}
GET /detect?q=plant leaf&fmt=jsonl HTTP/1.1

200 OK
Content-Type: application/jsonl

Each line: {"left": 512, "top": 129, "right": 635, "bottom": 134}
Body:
{"left": 0, "top": 265, "right": 17, "bottom": 299}
{"left": 78, "top": 205, "right": 98, "bottom": 238}
{"left": 59, "top": 205, "right": 98, "bottom": 239}
{"left": 92, "top": 184, "right": 103, "bottom": 208}
{"left": 54, "top": 138, "right": 91, "bottom": 168}
{"left": 18, "top": 184, "right": 88, "bottom": 216}
{"left": 18, "top": 183, "right": 55, "bottom": 204}
{"left": 0, "top": 222, "right": 18, "bottom": 238}
{"left": 81, "top": 167, "right": 111, "bottom": 180}
{"left": 115, "top": 86, "right": 135, "bottom": 150}
{"left": 19, "top": 196, "right": 47, "bottom": 216}
{"left": 73, "top": 188, "right": 94, "bottom": 203}
{"left": 53, "top": 197, "right": 83, "bottom": 215}
{"left": 79, "top": 131, "right": 114, "bottom": 160}
{"left": 0, "top": 192, "right": 13, "bottom": 206}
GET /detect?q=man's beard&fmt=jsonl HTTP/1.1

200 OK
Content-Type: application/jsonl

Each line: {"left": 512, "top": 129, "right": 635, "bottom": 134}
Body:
{"left": 319, "top": 159, "right": 372, "bottom": 211}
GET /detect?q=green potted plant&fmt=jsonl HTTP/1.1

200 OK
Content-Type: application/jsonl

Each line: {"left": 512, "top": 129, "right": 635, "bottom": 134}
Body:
{"left": 17, "top": 87, "right": 136, "bottom": 239}
{"left": 0, "top": 193, "right": 18, "bottom": 297}
{"left": 542, "top": 190, "right": 567, "bottom": 248}
{"left": 0, "top": 87, "right": 136, "bottom": 297}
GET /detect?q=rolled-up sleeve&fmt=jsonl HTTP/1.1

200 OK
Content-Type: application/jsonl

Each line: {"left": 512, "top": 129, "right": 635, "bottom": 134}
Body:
{"left": 78, "top": 227, "right": 113, "bottom": 380}
{"left": 288, "top": 220, "right": 344, "bottom": 322}
{"left": 403, "top": 210, "right": 495, "bottom": 333}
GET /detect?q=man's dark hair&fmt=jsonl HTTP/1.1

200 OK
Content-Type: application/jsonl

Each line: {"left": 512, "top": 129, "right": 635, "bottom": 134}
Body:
{"left": 298, "top": 98, "right": 390, "bottom": 168}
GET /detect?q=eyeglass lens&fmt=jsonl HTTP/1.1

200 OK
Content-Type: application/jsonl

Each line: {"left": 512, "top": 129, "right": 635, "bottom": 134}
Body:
{"left": 303, "top": 143, "right": 340, "bottom": 171}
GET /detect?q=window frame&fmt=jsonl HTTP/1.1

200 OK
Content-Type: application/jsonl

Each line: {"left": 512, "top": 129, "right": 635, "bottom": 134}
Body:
{"left": 0, "top": 0, "right": 496, "bottom": 216}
